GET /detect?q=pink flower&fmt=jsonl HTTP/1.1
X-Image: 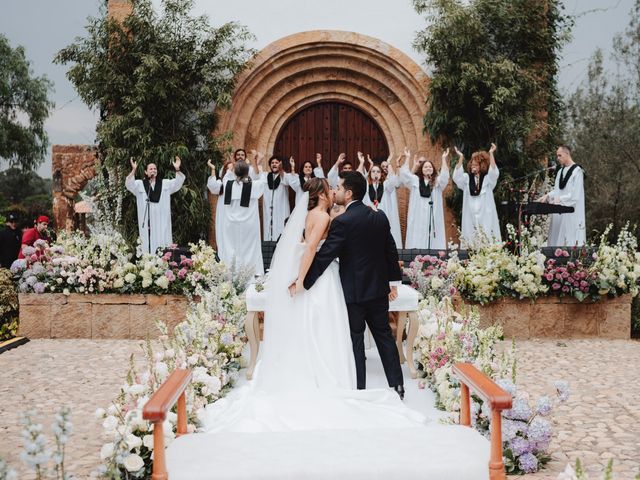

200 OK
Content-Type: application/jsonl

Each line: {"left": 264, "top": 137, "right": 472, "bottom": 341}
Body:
{"left": 563, "top": 250, "right": 570, "bottom": 257}
{"left": 561, "top": 286, "right": 570, "bottom": 293}
{"left": 580, "top": 281, "right": 588, "bottom": 288}
{"left": 178, "top": 268, "right": 188, "bottom": 279}
{"left": 554, "top": 248, "right": 563, "bottom": 257}
{"left": 545, "top": 273, "right": 554, "bottom": 281}
{"left": 165, "top": 270, "right": 176, "bottom": 282}
{"left": 552, "top": 283, "right": 561, "bottom": 290}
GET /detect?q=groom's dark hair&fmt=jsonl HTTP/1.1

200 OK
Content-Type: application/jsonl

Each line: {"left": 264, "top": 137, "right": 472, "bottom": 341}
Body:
{"left": 339, "top": 171, "right": 366, "bottom": 201}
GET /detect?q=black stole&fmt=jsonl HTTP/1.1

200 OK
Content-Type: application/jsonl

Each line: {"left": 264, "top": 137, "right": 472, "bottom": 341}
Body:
{"left": 224, "top": 180, "right": 252, "bottom": 207}
{"left": 469, "top": 173, "right": 485, "bottom": 196}
{"left": 143, "top": 178, "right": 163, "bottom": 203}
{"left": 267, "top": 172, "right": 281, "bottom": 190}
{"left": 558, "top": 164, "right": 578, "bottom": 190}
{"left": 419, "top": 178, "right": 432, "bottom": 198}
{"left": 368, "top": 183, "right": 384, "bottom": 204}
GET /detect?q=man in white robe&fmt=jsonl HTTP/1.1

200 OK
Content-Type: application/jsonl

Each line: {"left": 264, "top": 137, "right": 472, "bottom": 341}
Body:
{"left": 125, "top": 156, "right": 185, "bottom": 255}
{"left": 261, "top": 156, "right": 291, "bottom": 241}
{"left": 208, "top": 159, "right": 265, "bottom": 276}
{"left": 327, "top": 153, "right": 354, "bottom": 189}
{"left": 538, "top": 145, "right": 586, "bottom": 246}
{"left": 453, "top": 144, "right": 501, "bottom": 247}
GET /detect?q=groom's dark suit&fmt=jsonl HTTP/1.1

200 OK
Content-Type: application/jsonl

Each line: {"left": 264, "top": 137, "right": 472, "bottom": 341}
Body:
{"left": 303, "top": 200, "right": 403, "bottom": 389}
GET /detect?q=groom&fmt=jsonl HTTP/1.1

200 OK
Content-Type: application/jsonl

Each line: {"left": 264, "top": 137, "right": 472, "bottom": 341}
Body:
{"left": 303, "top": 172, "right": 405, "bottom": 399}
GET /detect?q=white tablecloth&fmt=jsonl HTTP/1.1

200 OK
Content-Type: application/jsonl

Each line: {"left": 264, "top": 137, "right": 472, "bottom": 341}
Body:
{"left": 245, "top": 283, "right": 419, "bottom": 312}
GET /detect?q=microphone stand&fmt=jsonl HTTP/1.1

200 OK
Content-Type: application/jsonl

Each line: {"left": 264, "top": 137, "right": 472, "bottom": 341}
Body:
{"left": 142, "top": 182, "right": 152, "bottom": 255}
{"left": 427, "top": 198, "right": 435, "bottom": 251}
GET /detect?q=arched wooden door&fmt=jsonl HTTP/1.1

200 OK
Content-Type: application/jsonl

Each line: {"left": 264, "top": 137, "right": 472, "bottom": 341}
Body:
{"left": 274, "top": 102, "right": 389, "bottom": 172}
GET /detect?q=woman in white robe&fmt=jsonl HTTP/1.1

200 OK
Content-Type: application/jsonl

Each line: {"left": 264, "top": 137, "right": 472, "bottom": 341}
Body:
{"left": 453, "top": 144, "right": 501, "bottom": 247}
{"left": 207, "top": 160, "right": 265, "bottom": 276}
{"left": 358, "top": 153, "right": 404, "bottom": 248}
{"left": 125, "top": 157, "right": 185, "bottom": 255}
{"left": 402, "top": 149, "right": 450, "bottom": 250}
{"left": 539, "top": 146, "right": 586, "bottom": 246}
{"left": 286, "top": 154, "right": 325, "bottom": 204}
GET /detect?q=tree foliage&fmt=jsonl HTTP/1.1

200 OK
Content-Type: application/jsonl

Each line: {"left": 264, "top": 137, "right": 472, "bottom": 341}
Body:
{"left": 412, "top": 0, "right": 572, "bottom": 190}
{"left": 0, "top": 35, "right": 53, "bottom": 171}
{"left": 565, "top": 1, "right": 640, "bottom": 239}
{"left": 55, "top": 0, "right": 254, "bottom": 246}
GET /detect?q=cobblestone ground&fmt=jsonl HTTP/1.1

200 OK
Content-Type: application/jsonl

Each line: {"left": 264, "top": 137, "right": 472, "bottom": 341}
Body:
{"left": 0, "top": 339, "right": 638, "bottom": 479}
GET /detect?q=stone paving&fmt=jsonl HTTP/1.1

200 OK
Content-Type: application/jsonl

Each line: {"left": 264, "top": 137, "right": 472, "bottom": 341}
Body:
{"left": 0, "top": 339, "right": 638, "bottom": 479}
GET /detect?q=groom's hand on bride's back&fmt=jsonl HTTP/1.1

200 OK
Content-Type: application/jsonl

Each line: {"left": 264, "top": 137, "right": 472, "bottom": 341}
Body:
{"left": 388, "top": 285, "right": 398, "bottom": 302}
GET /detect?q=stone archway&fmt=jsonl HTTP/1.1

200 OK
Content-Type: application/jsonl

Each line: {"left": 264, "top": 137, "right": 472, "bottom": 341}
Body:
{"left": 214, "top": 30, "right": 456, "bottom": 244}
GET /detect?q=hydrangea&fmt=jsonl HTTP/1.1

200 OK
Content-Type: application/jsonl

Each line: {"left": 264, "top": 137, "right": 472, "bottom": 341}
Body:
{"left": 554, "top": 380, "right": 571, "bottom": 402}
{"left": 518, "top": 452, "right": 539, "bottom": 473}
{"left": 505, "top": 397, "right": 533, "bottom": 421}
{"left": 536, "top": 395, "right": 553, "bottom": 416}
{"left": 528, "top": 417, "right": 552, "bottom": 449}
{"left": 508, "top": 436, "right": 532, "bottom": 456}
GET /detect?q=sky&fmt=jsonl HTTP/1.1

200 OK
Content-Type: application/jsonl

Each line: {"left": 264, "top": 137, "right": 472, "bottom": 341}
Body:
{"left": 0, "top": 0, "right": 634, "bottom": 178}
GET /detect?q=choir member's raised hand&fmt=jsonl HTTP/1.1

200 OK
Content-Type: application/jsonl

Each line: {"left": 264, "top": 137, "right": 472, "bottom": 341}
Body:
{"left": 489, "top": 143, "right": 497, "bottom": 154}
{"left": 207, "top": 159, "right": 217, "bottom": 178}
{"left": 454, "top": 146, "right": 464, "bottom": 158}
{"left": 173, "top": 156, "right": 181, "bottom": 172}
{"left": 367, "top": 154, "right": 373, "bottom": 170}
{"left": 315, "top": 153, "right": 322, "bottom": 167}
{"left": 489, "top": 143, "right": 497, "bottom": 167}
{"left": 289, "top": 156, "right": 296, "bottom": 173}
{"left": 129, "top": 157, "right": 137, "bottom": 175}
{"left": 442, "top": 148, "right": 450, "bottom": 161}
{"left": 403, "top": 146, "right": 411, "bottom": 160}
{"left": 337, "top": 152, "right": 346, "bottom": 165}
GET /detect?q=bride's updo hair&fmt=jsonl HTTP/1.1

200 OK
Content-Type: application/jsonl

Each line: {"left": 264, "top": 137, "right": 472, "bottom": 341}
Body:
{"left": 303, "top": 177, "right": 330, "bottom": 211}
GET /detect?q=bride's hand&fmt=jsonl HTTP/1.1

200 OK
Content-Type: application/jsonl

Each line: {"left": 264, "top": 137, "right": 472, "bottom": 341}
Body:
{"left": 288, "top": 279, "right": 304, "bottom": 297}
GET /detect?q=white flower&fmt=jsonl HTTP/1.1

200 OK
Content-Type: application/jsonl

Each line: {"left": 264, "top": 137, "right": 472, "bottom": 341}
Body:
{"left": 95, "top": 408, "right": 106, "bottom": 419}
{"left": 124, "top": 272, "right": 136, "bottom": 284}
{"left": 155, "top": 276, "right": 169, "bottom": 289}
{"left": 100, "top": 442, "right": 114, "bottom": 460}
{"left": 107, "top": 405, "right": 118, "bottom": 415}
{"left": 123, "top": 453, "right": 144, "bottom": 472}
{"left": 102, "top": 415, "right": 118, "bottom": 432}
{"left": 142, "top": 434, "right": 154, "bottom": 450}
{"left": 128, "top": 384, "right": 145, "bottom": 396}
{"left": 113, "top": 278, "right": 124, "bottom": 289}
{"left": 164, "top": 348, "right": 175, "bottom": 359}
{"left": 155, "top": 361, "right": 169, "bottom": 378}
{"left": 125, "top": 433, "right": 142, "bottom": 450}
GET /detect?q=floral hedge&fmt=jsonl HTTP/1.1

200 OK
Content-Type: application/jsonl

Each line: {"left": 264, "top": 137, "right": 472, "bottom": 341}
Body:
{"left": 405, "top": 224, "right": 640, "bottom": 305}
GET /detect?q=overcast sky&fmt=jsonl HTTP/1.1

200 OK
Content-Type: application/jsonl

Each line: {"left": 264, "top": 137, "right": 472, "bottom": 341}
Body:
{"left": 0, "top": 0, "right": 633, "bottom": 178}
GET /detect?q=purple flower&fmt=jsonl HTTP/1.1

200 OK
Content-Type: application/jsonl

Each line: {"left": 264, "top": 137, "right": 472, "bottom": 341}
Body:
{"left": 25, "top": 276, "right": 38, "bottom": 287}
{"left": 536, "top": 396, "right": 553, "bottom": 416}
{"left": 496, "top": 379, "right": 517, "bottom": 397}
{"left": 517, "top": 452, "right": 539, "bottom": 473}
{"left": 220, "top": 332, "right": 234, "bottom": 346}
{"left": 501, "top": 419, "right": 528, "bottom": 442}
{"left": 505, "top": 397, "right": 532, "bottom": 421}
{"left": 10, "top": 259, "right": 26, "bottom": 273}
{"left": 528, "top": 417, "right": 552, "bottom": 449}
{"left": 33, "top": 282, "right": 46, "bottom": 294}
{"left": 554, "top": 380, "right": 570, "bottom": 402}
{"left": 509, "top": 437, "right": 532, "bottom": 456}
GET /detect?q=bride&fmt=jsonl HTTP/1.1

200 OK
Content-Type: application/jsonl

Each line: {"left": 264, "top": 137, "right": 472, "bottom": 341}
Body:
{"left": 201, "top": 178, "right": 425, "bottom": 432}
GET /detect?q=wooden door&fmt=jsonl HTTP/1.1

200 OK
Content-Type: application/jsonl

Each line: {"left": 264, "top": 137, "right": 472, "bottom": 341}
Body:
{"left": 274, "top": 102, "right": 389, "bottom": 172}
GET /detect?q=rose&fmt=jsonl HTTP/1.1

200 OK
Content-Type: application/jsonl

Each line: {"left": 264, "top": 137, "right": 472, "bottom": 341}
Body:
{"left": 123, "top": 453, "right": 144, "bottom": 472}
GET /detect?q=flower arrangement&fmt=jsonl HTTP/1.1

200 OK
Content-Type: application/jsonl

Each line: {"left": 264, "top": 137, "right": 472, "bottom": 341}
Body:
{"left": 557, "top": 459, "right": 640, "bottom": 479}
{"left": 590, "top": 224, "right": 640, "bottom": 298}
{"left": 10, "top": 233, "right": 228, "bottom": 296}
{"left": 95, "top": 281, "right": 246, "bottom": 478}
{"left": 404, "top": 253, "right": 457, "bottom": 301}
{"left": 542, "top": 253, "right": 595, "bottom": 301}
{"left": 413, "top": 298, "right": 569, "bottom": 475}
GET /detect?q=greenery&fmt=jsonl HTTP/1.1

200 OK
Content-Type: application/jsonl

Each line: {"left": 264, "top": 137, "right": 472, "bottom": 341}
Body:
{"left": 412, "top": 0, "right": 572, "bottom": 227}
{"left": 0, "top": 269, "right": 19, "bottom": 341}
{"left": 55, "top": 0, "right": 254, "bottom": 246}
{"left": 0, "top": 35, "right": 54, "bottom": 171}
{"left": 565, "top": 0, "right": 640, "bottom": 240}
{"left": 0, "top": 167, "right": 52, "bottom": 227}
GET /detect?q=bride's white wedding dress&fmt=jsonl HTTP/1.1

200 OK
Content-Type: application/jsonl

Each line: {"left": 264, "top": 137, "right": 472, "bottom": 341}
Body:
{"left": 200, "top": 192, "right": 424, "bottom": 432}
{"left": 168, "top": 193, "right": 490, "bottom": 479}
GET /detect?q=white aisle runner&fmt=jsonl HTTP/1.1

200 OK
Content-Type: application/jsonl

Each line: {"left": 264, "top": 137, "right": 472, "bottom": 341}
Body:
{"left": 165, "top": 348, "right": 490, "bottom": 480}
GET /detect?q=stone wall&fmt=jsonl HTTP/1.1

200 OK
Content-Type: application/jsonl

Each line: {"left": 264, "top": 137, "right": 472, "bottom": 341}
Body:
{"left": 18, "top": 294, "right": 187, "bottom": 339}
{"left": 51, "top": 145, "right": 97, "bottom": 231}
{"left": 464, "top": 295, "right": 632, "bottom": 340}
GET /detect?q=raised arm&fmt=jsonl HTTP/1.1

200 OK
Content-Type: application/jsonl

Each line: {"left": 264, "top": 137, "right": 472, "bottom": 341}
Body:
{"left": 357, "top": 151, "right": 366, "bottom": 176}
{"left": 125, "top": 157, "right": 138, "bottom": 193}
{"left": 437, "top": 148, "right": 450, "bottom": 189}
{"left": 485, "top": 143, "right": 500, "bottom": 190}
{"left": 452, "top": 146, "right": 467, "bottom": 189}
{"left": 206, "top": 159, "right": 222, "bottom": 194}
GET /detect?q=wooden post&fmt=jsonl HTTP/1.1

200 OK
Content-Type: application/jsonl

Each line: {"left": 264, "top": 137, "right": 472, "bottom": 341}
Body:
{"left": 460, "top": 383, "right": 471, "bottom": 427}
{"left": 176, "top": 392, "right": 187, "bottom": 436}
{"left": 489, "top": 408, "right": 506, "bottom": 480}
{"left": 151, "top": 422, "right": 167, "bottom": 480}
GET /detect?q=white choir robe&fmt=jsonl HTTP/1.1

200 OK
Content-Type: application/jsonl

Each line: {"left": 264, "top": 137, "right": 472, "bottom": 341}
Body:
{"left": 401, "top": 164, "right": 449, "bottom": 250}
{"left": 125, "top": 173, "right": 185, "bottom": 255}
{"left": 208, "top": 175, "right": 265, "bottom": 276}
{"left": 261, "top": 172, "right": 291, "bottom": 241}
{"left": 547, "top": 165, "right": 586, "bottom": 246}
{"left": 286, "top": 168, "right": 325, "bottom": 204}
{"left": 453, "top": 165, "right": 502, "bottom": 246}
{"left": 327, "top": 164, "right": 340, "bottom": 189}
{"left": 362, "top": 176, "right": 404, "bottom": 248}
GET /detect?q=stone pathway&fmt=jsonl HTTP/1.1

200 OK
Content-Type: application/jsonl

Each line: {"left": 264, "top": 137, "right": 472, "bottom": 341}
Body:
{"left": 0, "top": 339, "right": 638, "bottom": 479}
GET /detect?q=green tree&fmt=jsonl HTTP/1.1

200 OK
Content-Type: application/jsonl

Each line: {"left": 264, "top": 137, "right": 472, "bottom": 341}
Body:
{"left": 0, "top": 35, "right": 54, "bottom": 170}
{"left": 565, "top": 1, "right": 640, "bottom": 239}
{"left": 412, "top": 0, "right": 572, "bottom": 226}
{"left": 55, "top": 0, "right": 254, "bottom": 246}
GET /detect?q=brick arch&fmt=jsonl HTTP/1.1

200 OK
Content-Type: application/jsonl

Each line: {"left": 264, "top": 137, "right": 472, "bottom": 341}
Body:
{"left": 215, "top": 30, "right": 457, "bottom": 243}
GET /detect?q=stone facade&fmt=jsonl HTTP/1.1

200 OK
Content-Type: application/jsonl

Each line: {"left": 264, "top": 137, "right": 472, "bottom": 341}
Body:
{"left": 51, "top": 145, "right": 97, "bottom": 231}
{"left": 460, "top": 295, "right": 632, "bottom": 340}
{"left": 213, "top": 30, "right": 457, "bottom": 244}
{"left": 18, "top": 294, "right": 187, "bottom": 339}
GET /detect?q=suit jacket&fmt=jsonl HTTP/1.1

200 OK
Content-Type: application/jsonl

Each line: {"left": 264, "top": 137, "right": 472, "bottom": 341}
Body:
{"left": 303, "top": 201, "right": 402, "bottom": 303}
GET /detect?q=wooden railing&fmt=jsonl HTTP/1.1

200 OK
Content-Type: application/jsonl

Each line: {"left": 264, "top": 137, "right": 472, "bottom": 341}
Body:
{"left": 452, "top": 363, "right": 513, "bottom": 480}
{"left": 142, "top": 369, "right": 192, "bottom": 480}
